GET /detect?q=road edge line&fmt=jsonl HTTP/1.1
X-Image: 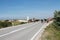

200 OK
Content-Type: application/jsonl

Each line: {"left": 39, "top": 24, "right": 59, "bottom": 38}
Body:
{"left": 30, "top": 21, "right": 53, "bottom": 40}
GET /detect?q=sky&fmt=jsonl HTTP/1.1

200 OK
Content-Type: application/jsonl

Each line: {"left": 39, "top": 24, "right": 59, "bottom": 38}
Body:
{"left": 0, "top": 0, "right": 60, "bottom": 19}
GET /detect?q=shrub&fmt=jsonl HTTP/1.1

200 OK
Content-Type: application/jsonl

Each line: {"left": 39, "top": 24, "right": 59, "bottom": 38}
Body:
{"left": 53, "top": 10, "right": 60, "bottom": 30}
{"left": 0, "top": 21, "right": 12, "bottom": 28}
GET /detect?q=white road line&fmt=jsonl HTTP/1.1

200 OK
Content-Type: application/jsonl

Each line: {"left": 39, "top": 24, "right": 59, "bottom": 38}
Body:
{"left": 30, "top": 21, "right": 53, "bottom": 40}
{"left": 0, "top": 22, "right": 38, "bottom": 37}
{"left": 0, "top": 27, "right": 27, "bottom": 37}
{"left": 30, "top": 23, "right": 46, "bottom": 40}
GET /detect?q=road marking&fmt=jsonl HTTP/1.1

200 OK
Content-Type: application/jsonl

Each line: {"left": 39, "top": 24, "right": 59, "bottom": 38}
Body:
{"left": 0, "top": 22, "right": 39, "bottom": 37}
{"left": 30, "top": 21, "right": 53, "bottom": 40}
{"left": 30, "top": 23, "right": 46, "bottom": 40}
{"left": 0, "top": 27, "right": 27, "bottom": 37}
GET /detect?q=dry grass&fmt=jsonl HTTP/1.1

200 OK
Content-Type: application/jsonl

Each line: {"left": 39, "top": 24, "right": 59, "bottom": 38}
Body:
{"left": 39, "top": 23, "right": 60, "bottom": 40}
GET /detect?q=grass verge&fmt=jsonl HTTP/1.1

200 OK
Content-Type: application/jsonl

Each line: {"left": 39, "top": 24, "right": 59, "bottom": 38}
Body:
{"left": 39, "top": 23, "right": 60, "bottom": 40}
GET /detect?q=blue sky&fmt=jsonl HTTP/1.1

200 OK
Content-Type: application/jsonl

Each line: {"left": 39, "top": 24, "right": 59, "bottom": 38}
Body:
{"left": 0, "top": 0, "right": 60, "bottom": 19}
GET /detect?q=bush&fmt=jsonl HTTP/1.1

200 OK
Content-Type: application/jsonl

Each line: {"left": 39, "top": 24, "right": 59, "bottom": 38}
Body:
{"left": 20, "top": 22, "right": 26, "bottom": 24}
{"left": 53, "top": 10, "right": 60, "bottom": 30}
{"left": 0, "top": 21, "right": 12, "bottom": 28}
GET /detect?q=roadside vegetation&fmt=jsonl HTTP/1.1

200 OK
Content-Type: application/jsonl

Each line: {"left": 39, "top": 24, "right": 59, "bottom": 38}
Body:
{"left": 0, "top": 18, "right": 40, "bottom": 29}
{"left": 40, "top": 23, "right": 60, "bottom": 40}
{"left": 0, "top": 20, "right": 12, "bottom": 28}
{"left": 11, "top": 20, "right": 27, "bottom": 26}
{"left": 0, "top": 20, "right": 27, "bottom": 29}
{"left": 40, "top": 10, "right": 60, "bottom": 40}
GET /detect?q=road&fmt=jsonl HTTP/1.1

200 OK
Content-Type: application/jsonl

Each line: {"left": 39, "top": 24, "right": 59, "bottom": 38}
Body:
{"left": 0, "top": 21, "right": 46, "bottom": 40}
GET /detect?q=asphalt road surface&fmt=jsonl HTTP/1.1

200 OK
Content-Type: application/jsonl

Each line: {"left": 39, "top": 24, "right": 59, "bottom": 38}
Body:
{"left": 0, "top": 22, "right": 46, "bottom": 40}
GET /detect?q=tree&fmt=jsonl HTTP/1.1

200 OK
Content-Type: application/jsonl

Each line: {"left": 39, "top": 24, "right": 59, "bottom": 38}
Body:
{"left": 53, "top": 10, "right": 60, "bottom": 30}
